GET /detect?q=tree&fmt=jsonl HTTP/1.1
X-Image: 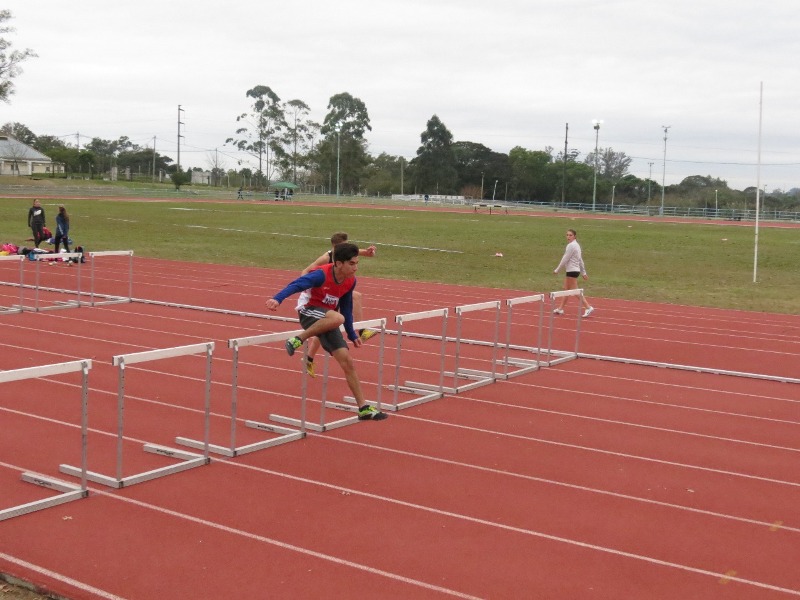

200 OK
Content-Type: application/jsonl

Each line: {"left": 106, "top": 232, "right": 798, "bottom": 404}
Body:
{"left": 170, "top": 169, "right": 191, "bottom": 190}
{"left": 508, "top": 146, "right": 556, "bottom": 201}
{"left": 314, "top": 92, "right": 372, "bottom": 194}
{"left": 583, "top": 147, "right": 632, "bottom": 181}
{"left": 362, "top": 152, "right": 404, "bottom": 196}
{"left": 411, "top": 115, "right": 457, "bottom": 194}
{"left": 278, "top": 99, "right": 317, "bottom": 184}
{"left": 452, "top": 141, "right": 510, "bottom": 197}
{"left": 1, "top": 121, "right": 35, "bottom": 144}
{"left": 0, "top": 10, "right": 37, "bottom": 103}
{"left": 226, "top": 85, "right": 287, "bottom": 187}
{"left": 320, "top": 92, "right": 372, "bottom": 139}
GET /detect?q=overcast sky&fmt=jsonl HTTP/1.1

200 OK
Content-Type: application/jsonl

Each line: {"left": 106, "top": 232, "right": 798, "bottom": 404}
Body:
{"left": 3, "top": 0, "right": 798, "bottom": 192}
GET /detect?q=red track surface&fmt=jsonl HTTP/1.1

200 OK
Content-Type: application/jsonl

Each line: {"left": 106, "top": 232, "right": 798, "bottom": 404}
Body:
{"left": 1, "top": 257, "right": 798, "bottom": 599}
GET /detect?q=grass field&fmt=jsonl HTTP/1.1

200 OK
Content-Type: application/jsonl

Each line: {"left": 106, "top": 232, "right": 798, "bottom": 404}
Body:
{"left": 1, "top": 194, "right": 798, "bottom": 314}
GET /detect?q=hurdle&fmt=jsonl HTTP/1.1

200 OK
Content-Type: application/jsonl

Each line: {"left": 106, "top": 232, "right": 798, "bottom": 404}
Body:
{"left": 546, "top": 288, "right": 585, "bottom": 366}
{"left": 176, "top": 330, "right": 308, "bottom": 456}
{"left": 0, "top": 255, "right": 24, "bottom": 313}
{"left": 29, "top": 252, "right": 84, "bottom": 311}
{"left": 60, "top": 342, "right": 213, "bottom": 488}
{"left": 443, "top": 300, "right": 502, "bottom": 392}
{"left": 322, "top": 318, "right": 388, "bottom": 422}
{"left": 385, "top": 308, "right": 449, "bottom": 410}
{"left": 0, "top": 359, "right": 91, "bottom": 522}
{"left": 500, "top": 294, "right": 546, "bottom": 379}
{"left": 86, "top": 250, "right": 134, "bottom": 307}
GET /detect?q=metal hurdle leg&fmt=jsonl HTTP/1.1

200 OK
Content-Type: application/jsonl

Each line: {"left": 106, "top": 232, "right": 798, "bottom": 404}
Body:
{"left": 446, "top": 301, "right": 502, "bottom": 392}
{"left": 500, "top": 294, "right": 545, "bottom": 379}
{"left": 0, "top": 360, "right": 92, "bottom": 522}
{"left": 546, "top": 288, "right": 584, "bottom": 366}
{"left": 176, "top": 329, "right": 308, "bottom": 456}
{"left": 0, "top": 255, "right": 24, "bottom": 313}
{"left": 388, "top": 308, "right": 449, "bottom": 410}
{"left": 60, "top": 342, "right": 214, "bottom": 488}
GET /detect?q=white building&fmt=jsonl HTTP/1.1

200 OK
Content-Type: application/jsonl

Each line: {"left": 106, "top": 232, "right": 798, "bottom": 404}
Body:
{"left": 0, "top": 135, "right": 60, "bottom": 176}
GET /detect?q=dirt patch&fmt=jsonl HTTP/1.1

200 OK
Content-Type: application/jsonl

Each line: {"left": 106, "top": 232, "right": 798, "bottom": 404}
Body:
{"left": 0, "top": 580, "right": 56, "bottom": 600}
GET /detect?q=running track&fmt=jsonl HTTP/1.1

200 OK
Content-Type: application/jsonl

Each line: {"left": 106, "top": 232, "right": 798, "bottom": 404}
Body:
{"left": 0, "top": 256, "right": 798, "bottom": 599}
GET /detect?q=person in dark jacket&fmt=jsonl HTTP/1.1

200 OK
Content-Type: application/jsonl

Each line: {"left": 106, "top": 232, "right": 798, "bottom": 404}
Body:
{"left": 27, "top": 199, "right": 46, "bottom": 248}
{"left": 53, "top": 205, "right": 71, "bottom": 254}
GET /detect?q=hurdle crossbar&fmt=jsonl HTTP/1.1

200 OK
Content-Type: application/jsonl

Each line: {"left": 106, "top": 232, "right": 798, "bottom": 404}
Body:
{"left": 60, "top": 342, "right": 213, "bottom": 488}
{"left": 0, "top": 359, "right": 91, "bottom": 522}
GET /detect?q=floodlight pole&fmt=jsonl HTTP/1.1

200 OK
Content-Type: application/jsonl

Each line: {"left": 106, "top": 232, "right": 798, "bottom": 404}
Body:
{"left": 335, "top": 127, "right": 341, "bottom": 197}
{"left": 562, "top": 122, "right": 568, "bottom": 204}
{"left": 591, "top": 120, "right": 601, "bottom": 211}
{"left": 492, "top": 179, "right": 498, "bottom": 201}
{"left": 660, "top": 125, "right": 671, "bottom": 216}
{"left": 177, "top": 105, "right": 185, "bottom": 172}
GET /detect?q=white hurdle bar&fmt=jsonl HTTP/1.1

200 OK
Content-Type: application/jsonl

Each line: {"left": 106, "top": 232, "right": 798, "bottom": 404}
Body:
{"left": 500, "top": 294, "right": 546, "bottom": 379}
{"left": 546, "top": 288, "right": 585, "bottom": 366}
{"left": 31, "top": 252, "right": 84, "bottom": 311}
{"left": 0, "top": 359, "right": 92, "bottom": 522}
{"left": 444, "top": 301, "right": 502, "bottom": 392}
{"left": 177, "top": 330, "right": 308, "bottom": 457}
{"left": 0, "top": 255, "right": 24, "bottom": 313}
{"left": 389, "top": 308, "right": 449, "bottom": 410}
{"left": 87, "top": 250, "right": 134, "bottom": 306}
{"left": 60, "top": 342, "right": 214, "bottom": 488}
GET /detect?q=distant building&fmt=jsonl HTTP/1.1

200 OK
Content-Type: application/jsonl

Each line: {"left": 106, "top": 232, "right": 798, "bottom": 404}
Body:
{"left": 0, "top": 135, "right": 61, "bottom": 175}
{"left": 191, "top": 170, "right": 212, "bottom": 185}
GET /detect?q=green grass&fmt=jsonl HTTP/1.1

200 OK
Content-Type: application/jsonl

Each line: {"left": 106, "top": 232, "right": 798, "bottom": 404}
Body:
{"left": 2, "top": 195, "right": 798, "bottom": 314}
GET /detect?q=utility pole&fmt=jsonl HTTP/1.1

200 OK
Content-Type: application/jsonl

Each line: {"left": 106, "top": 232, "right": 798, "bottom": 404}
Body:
{"left": 152, "top": 136, "right": 156, "bottom": 182}
{"left": 660, "top": 125, "right": 671, "bottom": 216}
{"left": 177, "top": 105, "right": 185, "bottom": 172}
{"left": 562, "top": 122, "right": 568, "bottom": 204}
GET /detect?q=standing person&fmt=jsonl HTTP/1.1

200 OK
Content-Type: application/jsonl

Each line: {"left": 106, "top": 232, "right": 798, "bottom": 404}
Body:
{"left": 300, "top": 232, "right": 377, "bottom": 377}
{"left": 552, "top": 228, "right": 594, "bottom": 317}
{"left": 237, "top": 186, "right": 244, "bottom": 200}
{"left": 53, "top": 205, "right": 71, "bottom": 254}
{"left": 265, "top": 242, "right": 387, "bottom": 421}
{"left": 27, "top": 199, "right": 46, "bottom": 248}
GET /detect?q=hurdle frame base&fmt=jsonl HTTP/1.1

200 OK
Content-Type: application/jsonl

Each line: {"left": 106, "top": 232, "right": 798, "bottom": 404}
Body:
{"left": 59, "top": 445, "right": 209, "bottom": 489}
{"left": 175, "top": 422, "right": 306, "bottom": 457}
{"left": 0, "top": 473, "right": 88, "bottom": 522}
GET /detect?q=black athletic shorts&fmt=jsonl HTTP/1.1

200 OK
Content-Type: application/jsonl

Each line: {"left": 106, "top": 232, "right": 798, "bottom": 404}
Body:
{"left": 566, "top": 271, "right": 580, "bottom": 278}
{"left": 298, "top": 310, "right": 349, "bottom": 354}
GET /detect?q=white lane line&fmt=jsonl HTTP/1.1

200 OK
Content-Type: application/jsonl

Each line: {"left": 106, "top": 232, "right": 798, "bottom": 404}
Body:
{"left": 0, "top": 551, "right": 127, "bottom": 600}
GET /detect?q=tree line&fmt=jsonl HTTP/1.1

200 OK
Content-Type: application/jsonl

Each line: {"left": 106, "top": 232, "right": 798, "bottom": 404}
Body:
{"left": 4, "top": 89, "right": 800, "bottom": 211}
